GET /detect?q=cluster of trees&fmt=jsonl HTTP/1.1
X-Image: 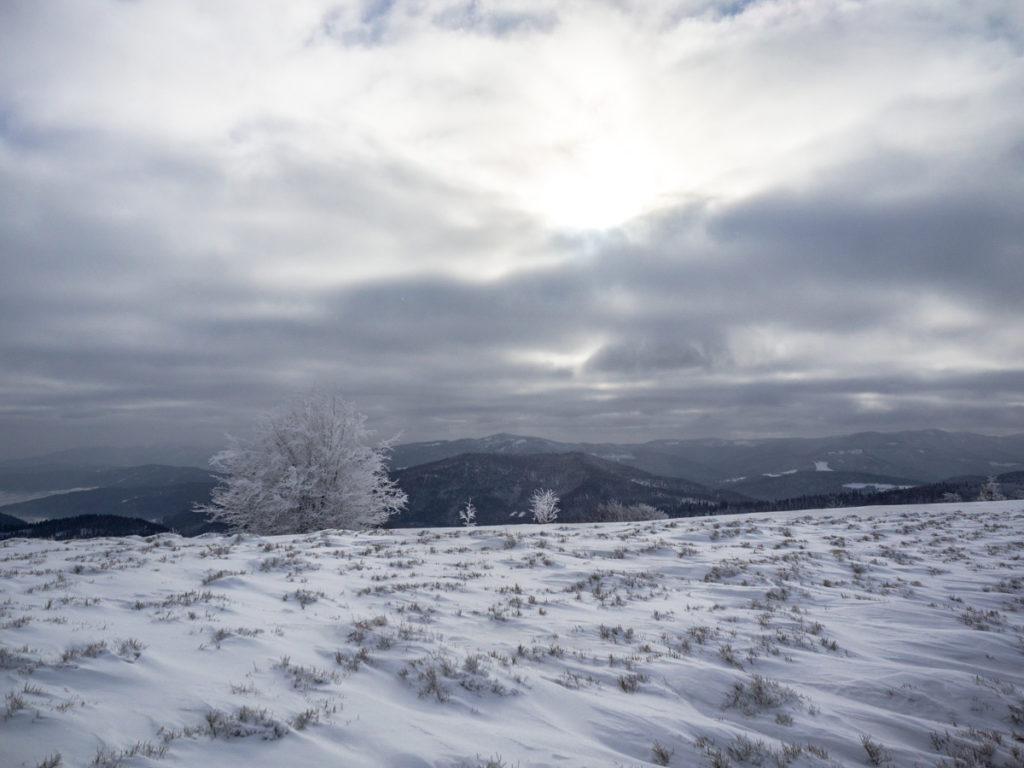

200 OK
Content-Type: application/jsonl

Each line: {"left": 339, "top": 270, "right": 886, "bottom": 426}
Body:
{"left": 589, "top": 501, "right": 667, "bottom": 522}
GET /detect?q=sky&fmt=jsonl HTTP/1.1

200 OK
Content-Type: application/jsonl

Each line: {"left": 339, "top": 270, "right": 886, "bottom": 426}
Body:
{"left": 1, "top": 0, "right": 1023, "bottom": 461}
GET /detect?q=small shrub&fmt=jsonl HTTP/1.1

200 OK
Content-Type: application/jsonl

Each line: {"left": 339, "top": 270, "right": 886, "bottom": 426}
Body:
{"left": 116, "top": 638, "right": 145, "bottom": 661}
{"left": 725, "top": 674, "right": 799, "bottom": 715}
{"left": 290, "top": 708, "right": 320, "bottom": 730}
{"left": 860, "top": 734, "right": 891, "bottom": 766}
{"left": 201, "top": 569, "right": 245, "bottom": 585}
{"left": 90, "top": 741, "right": 167, "bottom": 768}
{"left": 718, "top": 643, "right": 742, "bottom": 669}
{"left": 3, "top": 691, "right": 26, "bottom": 720}
{"left": 617, "top": 672, "right": 647, "bottom": 693}
{"left": 334, "top": 646, "right": 370, "bottom": 671}
{"left": 283, "top": 589, "right": 324, "bottom": 609}
{"left": 651, "top": 740, "right": 674, "bottom": 765}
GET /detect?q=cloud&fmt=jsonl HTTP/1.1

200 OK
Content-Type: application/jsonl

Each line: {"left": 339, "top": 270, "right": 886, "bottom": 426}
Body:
{"left": 584, "top": 338, "right": 726, "bottom": 375}
{"left": 0, "top": 0, "right": 1022, "bottom": 458}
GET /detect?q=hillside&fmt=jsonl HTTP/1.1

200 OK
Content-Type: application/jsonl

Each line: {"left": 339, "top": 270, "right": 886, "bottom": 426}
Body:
{"left": 0, "top": 511, "right": 26, "bottom": 529}
{"left": 390, "top": 451, "right": 742, "bottom": 527}
{"left": 1, "top": 501, "right": 1021, "bottom": 767}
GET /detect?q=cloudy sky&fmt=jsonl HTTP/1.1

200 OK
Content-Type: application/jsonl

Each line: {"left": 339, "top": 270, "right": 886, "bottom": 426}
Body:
{"left": 1, "top": 0, "right": 1023, "bottom": 460}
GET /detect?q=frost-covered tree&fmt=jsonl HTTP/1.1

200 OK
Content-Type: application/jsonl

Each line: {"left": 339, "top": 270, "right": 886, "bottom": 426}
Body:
{"left": 197, "top": 390, "right": 407, "bottom": 533}
{"left": 458, "top": 499, "right": 477, "bottom": 527}
{"left": 977, "top": 476, "right": 1004, "bottom": 502}
{"left": 530, "top": 489, "right": 559, "bottom": 523}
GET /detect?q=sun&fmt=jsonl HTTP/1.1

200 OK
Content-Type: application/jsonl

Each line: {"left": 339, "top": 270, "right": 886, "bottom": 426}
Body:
{"left": 529, "top": 129, "right": 668, "bottom": 231}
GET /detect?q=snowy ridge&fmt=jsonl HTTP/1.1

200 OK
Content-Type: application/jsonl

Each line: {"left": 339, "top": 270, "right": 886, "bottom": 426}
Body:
{"left": 2, "top": 502, "right": 1023, "bottom": 767}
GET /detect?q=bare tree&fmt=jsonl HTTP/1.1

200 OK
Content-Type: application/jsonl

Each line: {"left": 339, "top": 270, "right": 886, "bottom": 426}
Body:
{"left": 197, "top": 390, "right": 406, "bottom": 533}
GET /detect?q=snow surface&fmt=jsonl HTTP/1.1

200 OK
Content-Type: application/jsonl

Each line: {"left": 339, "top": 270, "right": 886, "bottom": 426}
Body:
{"left": 762, "top": 470, "right": 798, "bottom": 478}
{"left": 813, "top": 462, "right": 833, "bottom": 473}
{"left": 2, "top": 502, "right": 1024, "bottom": 768}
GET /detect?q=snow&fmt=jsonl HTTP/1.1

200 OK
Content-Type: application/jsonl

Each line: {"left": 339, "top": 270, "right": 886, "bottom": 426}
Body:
{"left": 596, "top": 453, "right": 636, "bottom": 462}
{"left": 842, "top": 483, "right": 914, "bottom": 492}
{"left": 762, "top": 469, "right": 798, "bottom": 478}
{"left": 813, "top": 462, "right": 833, "bottom": 472}
{"left": 2, "top": 502, "right": 1023, "bottom": 768}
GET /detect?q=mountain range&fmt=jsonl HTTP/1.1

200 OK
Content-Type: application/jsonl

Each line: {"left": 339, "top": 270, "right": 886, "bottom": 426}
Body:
{"left": 390, "top": 430, "right": 1024, "bottom": 485}
{"left": 1, "top": 429, "right": 1021, "bottom": 536}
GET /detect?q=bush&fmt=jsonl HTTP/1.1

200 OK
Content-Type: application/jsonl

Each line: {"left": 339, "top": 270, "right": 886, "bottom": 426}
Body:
{"left": 530, "top": 489, "right": 559, "bottom": 523}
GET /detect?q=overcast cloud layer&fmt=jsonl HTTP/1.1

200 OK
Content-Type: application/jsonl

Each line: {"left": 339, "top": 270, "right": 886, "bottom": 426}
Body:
{"left": 1, "top": 0, "right": 1023, "bottom": 460}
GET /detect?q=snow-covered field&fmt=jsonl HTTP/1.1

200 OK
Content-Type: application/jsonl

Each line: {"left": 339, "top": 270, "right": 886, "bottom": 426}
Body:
{"left": 2, "top": 502, "right": 1023, "bottom": 768}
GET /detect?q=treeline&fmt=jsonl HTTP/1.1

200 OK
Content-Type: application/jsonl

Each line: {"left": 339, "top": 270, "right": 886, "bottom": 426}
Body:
{"left": 0, "top": 514, "right": 169, "bottom": 541}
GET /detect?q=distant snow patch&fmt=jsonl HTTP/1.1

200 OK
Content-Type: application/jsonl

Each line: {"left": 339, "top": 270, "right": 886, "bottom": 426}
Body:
{"left": 763, "top": 469, "right": 798, "bottom": 478}
{"left": 843, "top": 483, "right": 915, "bottom": 491}
{"left": 814, "top": 461, "right": 833, "bottom": 472}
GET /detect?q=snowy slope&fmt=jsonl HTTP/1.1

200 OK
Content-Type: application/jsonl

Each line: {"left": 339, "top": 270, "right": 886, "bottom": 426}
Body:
{"left": 2, "top": 502, "right": 1023, "bottom": 768}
